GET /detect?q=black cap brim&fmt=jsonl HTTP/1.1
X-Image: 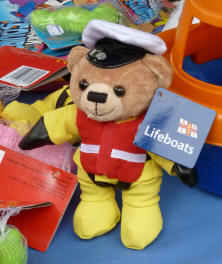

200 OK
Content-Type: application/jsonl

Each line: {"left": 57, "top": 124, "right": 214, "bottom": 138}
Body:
{"left": 86, "top": 38, "right": 153, "bottom": 69}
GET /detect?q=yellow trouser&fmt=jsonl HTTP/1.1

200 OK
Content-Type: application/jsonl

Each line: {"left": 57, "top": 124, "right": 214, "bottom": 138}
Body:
{"left": 74, "top": 166, "right": 121, "bottom": 239}
{"left": 73, "top": 152, "right": 163, "bottom": 250}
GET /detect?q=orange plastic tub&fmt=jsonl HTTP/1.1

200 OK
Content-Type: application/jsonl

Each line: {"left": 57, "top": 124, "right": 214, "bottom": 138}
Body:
{"left": 158, "top": 0, "right": 222, "bottom": 195}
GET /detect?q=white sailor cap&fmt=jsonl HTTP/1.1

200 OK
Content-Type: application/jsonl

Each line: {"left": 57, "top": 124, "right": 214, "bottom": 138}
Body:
{"left": 82, "top": 19, "right": 167, "bottom": 68}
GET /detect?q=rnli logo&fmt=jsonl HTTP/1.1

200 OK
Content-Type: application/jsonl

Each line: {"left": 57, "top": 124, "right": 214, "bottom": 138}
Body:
{"left": 178, "top": 118, "right": 197, "bottom": 138}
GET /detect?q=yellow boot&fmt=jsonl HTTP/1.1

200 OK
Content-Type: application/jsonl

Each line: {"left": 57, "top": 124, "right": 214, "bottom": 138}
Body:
{"left": 74, "top": 167, "right": 120, "bottom": 239}
{"left": 121, "top": 160, "right": 163, "bottom": 250}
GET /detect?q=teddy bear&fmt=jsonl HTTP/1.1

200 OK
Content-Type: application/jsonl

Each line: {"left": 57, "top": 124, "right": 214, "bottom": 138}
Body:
{"left": 18, "top": 20, "right": 197, "bottom": 250}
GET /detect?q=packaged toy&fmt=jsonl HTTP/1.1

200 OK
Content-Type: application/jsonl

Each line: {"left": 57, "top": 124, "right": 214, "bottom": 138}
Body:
{"left": 30, "top": 2, "right": 129, "bottom": 49}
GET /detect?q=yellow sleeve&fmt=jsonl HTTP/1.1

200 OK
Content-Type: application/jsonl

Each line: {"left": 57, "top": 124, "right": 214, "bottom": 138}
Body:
{"left": 44, "top": 104, "right": 81, "bottom": 145}
{"left": 1, "top": 86, "right": 72, "bottom": 125}
{"left": 40, "top": 85, "right": 70, "bottom": 107}
{"left": 148, "top": 151, "right": 176, "bottom": 175}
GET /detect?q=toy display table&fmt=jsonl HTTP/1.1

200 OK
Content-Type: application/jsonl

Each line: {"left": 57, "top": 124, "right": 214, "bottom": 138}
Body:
{"left": 28, "top": 173, "right": 222, "bottom": 264}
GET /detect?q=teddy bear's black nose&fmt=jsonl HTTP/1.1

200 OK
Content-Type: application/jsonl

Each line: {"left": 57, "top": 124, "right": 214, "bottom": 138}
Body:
{"left": 87, "top": 91, "right": 108, "bottom": 103}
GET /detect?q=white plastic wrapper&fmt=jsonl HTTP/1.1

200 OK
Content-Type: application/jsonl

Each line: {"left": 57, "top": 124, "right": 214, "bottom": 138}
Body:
{"left": 163, "top": 0, "right": 199, "bottom": 31}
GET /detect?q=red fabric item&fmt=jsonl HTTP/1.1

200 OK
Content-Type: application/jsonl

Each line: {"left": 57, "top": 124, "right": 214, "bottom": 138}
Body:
{"left": 77, "top": 110, "right": 146, "bottom": 183}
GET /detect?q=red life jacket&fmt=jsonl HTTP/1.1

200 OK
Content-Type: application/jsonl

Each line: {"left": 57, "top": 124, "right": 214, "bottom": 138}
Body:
{"left": 76, "top": 110, "right": 147, "bottom": 183}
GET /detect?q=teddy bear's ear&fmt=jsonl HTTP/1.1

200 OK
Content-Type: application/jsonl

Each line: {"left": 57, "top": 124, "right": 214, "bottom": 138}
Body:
{"left": 67, "top": 46, "right": 89, "bottom": 72}
{"left": 142, "top": 54, "right": 173, "bottom": 89}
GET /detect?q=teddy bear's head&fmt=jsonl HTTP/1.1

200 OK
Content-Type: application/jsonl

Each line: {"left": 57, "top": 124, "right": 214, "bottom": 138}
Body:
{"left": 67, "top": 20, "right": 173, "bottom": 122}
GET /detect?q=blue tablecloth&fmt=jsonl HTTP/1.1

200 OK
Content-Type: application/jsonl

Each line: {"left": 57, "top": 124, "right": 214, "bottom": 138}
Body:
{"left": 28, "top": 173, "right": 222, "bottom": 264}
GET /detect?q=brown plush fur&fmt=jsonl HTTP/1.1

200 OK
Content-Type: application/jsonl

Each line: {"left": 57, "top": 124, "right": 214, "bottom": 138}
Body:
{"left": 67, "top": 46, "right": 173, "bottom": 122}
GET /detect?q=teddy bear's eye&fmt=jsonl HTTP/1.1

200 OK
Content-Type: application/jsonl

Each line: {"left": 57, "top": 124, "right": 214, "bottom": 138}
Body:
{"left": 79, "top": 79, "right": 89, "bottom": 91}
{"left": 113, "top": 85, "right": 126, "bottom": 97}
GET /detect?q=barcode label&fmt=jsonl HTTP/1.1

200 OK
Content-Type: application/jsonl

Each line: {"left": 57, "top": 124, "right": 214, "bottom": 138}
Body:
{"left": 47, "top": 24, "right": 64, "bottom": 36}
{"left": 0, "top": 65, "right": 49, "bottom": 87}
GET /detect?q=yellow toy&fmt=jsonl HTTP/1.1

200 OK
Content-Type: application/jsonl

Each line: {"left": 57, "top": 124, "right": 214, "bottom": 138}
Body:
{"left": 19, "top": 20, "right": 197, "bottom": 250}
{"left": 0, "top": 86, "right": 72, "bottom": 135}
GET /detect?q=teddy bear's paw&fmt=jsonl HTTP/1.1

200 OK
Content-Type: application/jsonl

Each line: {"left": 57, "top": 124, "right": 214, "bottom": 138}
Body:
{"left": 121, "top": 203, "right": 163, "bottom": 250}
{"left": 73, "top": 199, "right": 120, "bottom": 239}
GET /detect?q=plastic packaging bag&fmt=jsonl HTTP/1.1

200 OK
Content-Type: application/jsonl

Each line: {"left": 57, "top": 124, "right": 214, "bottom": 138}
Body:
{"left": 0, "top": 123, "right": 76, "bottom": 173}
{"left": 30, "top": 2, "right": 131, "bottom": 49}
{"left": 0, "top": 208, "right": 28, "bottom": 264}
{"left": 112, "top": 0, "right": 160, "bottom": 25}
{"left": 163, "top": 0, "right": 199, "bottom": 31}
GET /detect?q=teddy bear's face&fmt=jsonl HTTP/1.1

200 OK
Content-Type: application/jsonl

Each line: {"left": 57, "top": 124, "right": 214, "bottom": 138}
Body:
{"left": 68, "top": 46, "right": 173, "bottom": 122}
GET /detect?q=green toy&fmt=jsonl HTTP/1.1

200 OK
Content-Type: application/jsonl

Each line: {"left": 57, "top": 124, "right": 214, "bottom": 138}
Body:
{"left": 31, "top": 3, "right": 119, "bottom": 33}
{"left": 0, "top": 209, "right": 27, "bottom": 264}
{"left": 0, "top": 227, "right": 27, "bottom": 264}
